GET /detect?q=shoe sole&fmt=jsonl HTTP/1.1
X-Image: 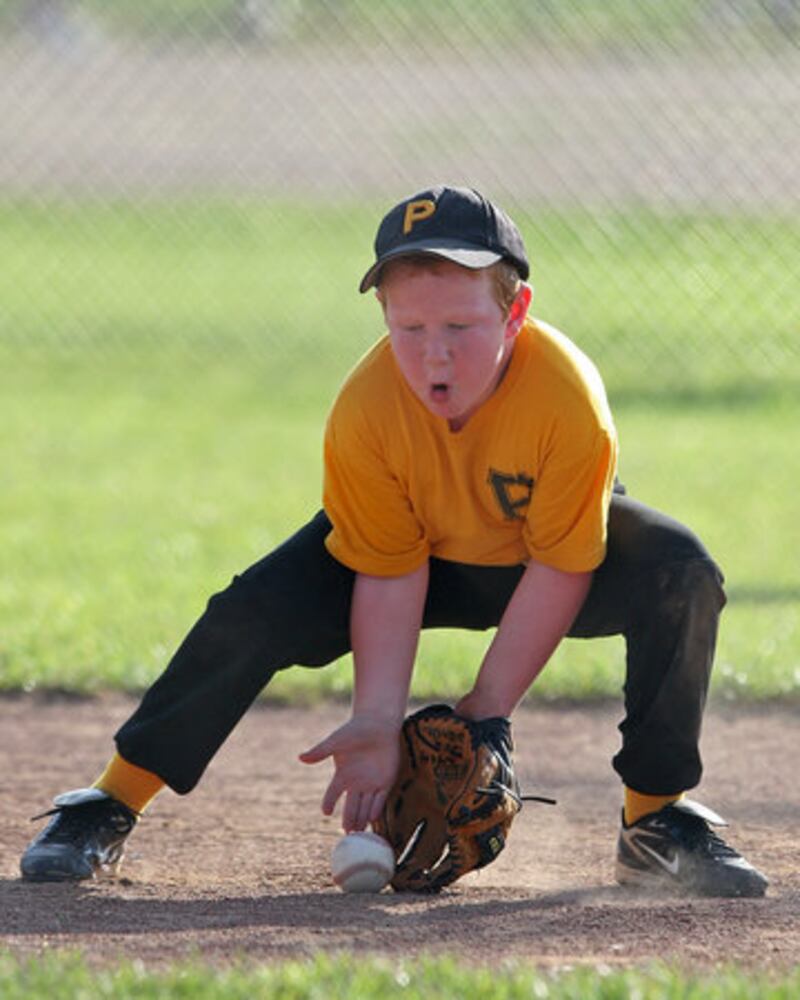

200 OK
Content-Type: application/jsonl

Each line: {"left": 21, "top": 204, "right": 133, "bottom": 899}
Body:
{"left": 20, "top": 856, "right": 123, "bottom": 883}
{"left": 21, "top": 869, "right": 94, "bottom": 883}
{"left": 615, "top": 859, "right": 680, "bottom": 891}
{"left": 615, "top": 859, "right": 768, "bottom": 898}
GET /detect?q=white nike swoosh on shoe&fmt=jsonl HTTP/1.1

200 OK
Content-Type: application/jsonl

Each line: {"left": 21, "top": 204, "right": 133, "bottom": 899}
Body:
{"left": 638, "top": 841, "right": 680, "bottom": 876}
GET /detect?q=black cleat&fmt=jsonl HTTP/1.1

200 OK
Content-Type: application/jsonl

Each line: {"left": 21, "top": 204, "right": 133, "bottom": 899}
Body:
{"left": 20, "top": 787, "right": 138, "bottom": 882}
{"left": 616, "top": 798, "right": 768, "bottom": 898}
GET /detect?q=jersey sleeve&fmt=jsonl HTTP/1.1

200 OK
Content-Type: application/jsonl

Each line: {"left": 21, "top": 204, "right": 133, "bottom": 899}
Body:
{"left": 323, "top": 392, "right": 430, "bottom": 576}
{"left": 523, "top": 401, "right": 618, "bottom": 573}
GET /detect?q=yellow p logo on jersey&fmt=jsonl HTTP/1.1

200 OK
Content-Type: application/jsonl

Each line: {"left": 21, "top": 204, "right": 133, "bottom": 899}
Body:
{"left": 403, "top": 199, "right": 436, "bottom": 234}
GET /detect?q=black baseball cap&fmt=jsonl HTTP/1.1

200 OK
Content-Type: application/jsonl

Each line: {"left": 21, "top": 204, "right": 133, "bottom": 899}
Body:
{"left": 359, "top": 185, "right": 530, "bottom": 293}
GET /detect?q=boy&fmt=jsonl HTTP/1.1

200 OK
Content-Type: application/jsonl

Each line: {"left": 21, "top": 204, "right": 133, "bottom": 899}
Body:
{"left": 21, "top": 185, "right": 767, "bottom": 897}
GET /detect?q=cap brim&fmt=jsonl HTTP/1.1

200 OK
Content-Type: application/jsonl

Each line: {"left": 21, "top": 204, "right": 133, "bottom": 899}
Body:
{"left": 358, "top": 242, "right": 503, "bottom": 293}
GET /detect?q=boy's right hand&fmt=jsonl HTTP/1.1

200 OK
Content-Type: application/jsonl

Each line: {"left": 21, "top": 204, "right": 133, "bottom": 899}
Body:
{"left": 298, "top": 714, "right": 402, "bottom": 832}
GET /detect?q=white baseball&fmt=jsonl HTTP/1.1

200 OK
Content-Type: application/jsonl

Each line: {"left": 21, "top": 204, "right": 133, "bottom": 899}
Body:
{"left": 331, "top": 831, "right": 395, "bottom": 893}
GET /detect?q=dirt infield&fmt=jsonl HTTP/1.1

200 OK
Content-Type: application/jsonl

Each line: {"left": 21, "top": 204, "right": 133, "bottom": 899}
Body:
{"left": 0, "top": 694, "right": 798, "bottom": 971}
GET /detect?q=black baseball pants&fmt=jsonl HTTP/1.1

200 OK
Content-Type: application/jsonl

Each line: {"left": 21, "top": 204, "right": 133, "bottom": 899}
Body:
{"left": 115, "top": 493, "right": 725, "bottom": 797}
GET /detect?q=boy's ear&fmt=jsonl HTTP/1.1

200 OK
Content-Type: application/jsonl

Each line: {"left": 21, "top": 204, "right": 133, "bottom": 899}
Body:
{"left": 505, "top": 282, "right": 533, "bottom": 338}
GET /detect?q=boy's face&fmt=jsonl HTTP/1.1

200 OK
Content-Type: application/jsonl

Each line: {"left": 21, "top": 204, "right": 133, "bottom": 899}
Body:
{"left": 379, "top": 259, "right": 530, "bottom": 431}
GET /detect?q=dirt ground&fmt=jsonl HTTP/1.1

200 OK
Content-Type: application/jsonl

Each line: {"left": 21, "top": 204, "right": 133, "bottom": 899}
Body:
{"left": 0, "top": 694, "right": 798, "bottom": 971}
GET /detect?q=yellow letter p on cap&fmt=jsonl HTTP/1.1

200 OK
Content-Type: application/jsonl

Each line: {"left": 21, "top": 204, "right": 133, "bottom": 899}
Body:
{"left": 402, "top": 199, "right": 436, "bottom": 234}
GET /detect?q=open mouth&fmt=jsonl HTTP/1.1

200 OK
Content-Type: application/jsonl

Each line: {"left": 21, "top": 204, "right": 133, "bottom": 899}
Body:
{"left": 429, "top": 383, "right": 451, "bottom": 404}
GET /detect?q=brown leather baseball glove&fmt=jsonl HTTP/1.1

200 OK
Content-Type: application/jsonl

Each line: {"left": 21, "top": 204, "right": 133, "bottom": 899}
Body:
{"left": 373, "top": 703, "right": 551, "bottom": 893}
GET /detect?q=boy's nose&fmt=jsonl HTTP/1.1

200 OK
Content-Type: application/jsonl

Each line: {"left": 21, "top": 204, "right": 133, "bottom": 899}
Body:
{"left": 423, "top": 335, "right": 451, "bottom": 364}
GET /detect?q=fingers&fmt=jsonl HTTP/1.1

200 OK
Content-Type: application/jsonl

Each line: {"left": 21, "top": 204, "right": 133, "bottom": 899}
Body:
{"left": 324, "top": 782, "right": 391, "bottom": 831}
{"left": 321, "top": 772, "right": 346, "bottom": 816}
{"left": 322, "top": 773, "right": 388, "bottom": 826}
{"left": 343, "top": 789, "right": 382, "bottom": 832}
{"left": 342, "top": 786, "right": 389, "bottom": 832}
{"left": 343, "top": 792, "right": 364, "bottom": 832}
{"left": 368, "top": 788, "right": 388, "bottom": 825}
{"left": 299, "top": 719, "right": 397, "bottom": 826}
{"left": 298, "top": 737, "right": 332, "bottom": 764}
{"left": 303, "top": 738, "right": 381, "bottom": 825}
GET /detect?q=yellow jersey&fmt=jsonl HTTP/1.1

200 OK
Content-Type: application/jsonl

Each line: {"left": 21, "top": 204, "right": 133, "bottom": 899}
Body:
{"left": 323, "top": 317, "right": 618, "bottom": 576}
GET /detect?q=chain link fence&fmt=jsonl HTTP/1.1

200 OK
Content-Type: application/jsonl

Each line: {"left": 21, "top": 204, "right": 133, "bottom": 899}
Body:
{"left": 2, "top": 0, "right": 799, "bottom": 388}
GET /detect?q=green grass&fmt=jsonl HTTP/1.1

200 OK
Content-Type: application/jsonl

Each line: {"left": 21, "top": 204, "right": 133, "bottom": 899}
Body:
{"left": 1, "top": 196, "right": 798, "bottom": 701}
{"left": 0, "top": 198, "right": 373, "bottom": 395}
{"left": 3, "top": 197, "right": 797, "bottom": 396}
{"left": 1, "top": 954, "right": 799, "bottom": 1000}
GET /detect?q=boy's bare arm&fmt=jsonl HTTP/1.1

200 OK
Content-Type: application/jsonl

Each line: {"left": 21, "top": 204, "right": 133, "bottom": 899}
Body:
{"left": 299, "top": 563, "right": 429, "bottom": 830}
{"left": 350, "top": 565, "right": 429, "bottom": 723}
{"left": 456, "top": 561, "right": 592, "bottom": 720}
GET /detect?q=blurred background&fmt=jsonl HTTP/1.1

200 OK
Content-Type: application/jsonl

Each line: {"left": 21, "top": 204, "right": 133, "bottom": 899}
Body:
{"left": 1, "top": 1, "right": 798, "bottom": 697}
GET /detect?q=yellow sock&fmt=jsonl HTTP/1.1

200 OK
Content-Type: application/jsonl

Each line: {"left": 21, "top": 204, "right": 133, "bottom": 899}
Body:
{"left": 624, "top": 787, "right": 684, "bottom": 826}
{"left": 94, "top": 752, "right": 165, "bottom": 815}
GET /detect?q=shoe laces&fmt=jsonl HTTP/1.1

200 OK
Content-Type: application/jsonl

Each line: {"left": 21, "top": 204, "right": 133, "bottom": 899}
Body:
{"left": 31, "top": 800, "right": 136, "bottom": 847}
{"left": 668, "top": 811, "right": 740, "bottom": 860}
